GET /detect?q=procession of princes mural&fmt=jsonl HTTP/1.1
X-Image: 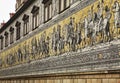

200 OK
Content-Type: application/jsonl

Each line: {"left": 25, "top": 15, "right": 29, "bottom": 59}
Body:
{"left": 0, "top": 0, "right": 120, "bottom": 68}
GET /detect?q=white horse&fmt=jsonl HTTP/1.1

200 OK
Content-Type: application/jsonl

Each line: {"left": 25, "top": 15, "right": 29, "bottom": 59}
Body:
{"left": 103, "top": 16, "right": 111, "bottom": 41}
{"left": 113, "top": 1, "right": 120, "bottom": 28}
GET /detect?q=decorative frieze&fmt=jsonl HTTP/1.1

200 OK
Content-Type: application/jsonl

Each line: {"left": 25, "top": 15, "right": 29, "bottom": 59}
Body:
{"left": 0, "top": 42, "right": 120, "bottom": 78}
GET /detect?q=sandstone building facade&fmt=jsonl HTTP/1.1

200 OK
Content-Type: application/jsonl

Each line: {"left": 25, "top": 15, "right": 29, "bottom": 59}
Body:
{"left": 0, "top": 0, "right": 120, "bottom": 83}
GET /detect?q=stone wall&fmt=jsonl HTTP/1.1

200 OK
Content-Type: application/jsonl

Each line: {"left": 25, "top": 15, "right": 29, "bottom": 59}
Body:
{"left": 0, "top": 0, "right": 120, "bottom": 82}
{"left": 0, "top": 73, "right": 120, "bottom": 83}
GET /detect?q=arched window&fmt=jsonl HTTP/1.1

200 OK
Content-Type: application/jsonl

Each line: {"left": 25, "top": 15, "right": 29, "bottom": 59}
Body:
{"left": 15, "top": 21, "right": 21, "bottom": 40}
{"left": 31, "top": 6, "right": 39, "bottom": 30}
{"left": 4, "top": 32, "right": 9, "bottom": 47}
{"left": 0, "top": 36, "right": 4, "bottom": 50}
{"left": 22, "top": 14, "right": 29, "bottom": 35}
{"left": 59, "top": 0, "right": 70, "bottom": 13}
{"left": 42, "top": 0, "right": 52, "bottom": 22}
{"left": 9, "top": 27, "right": 14, "bottom": 44}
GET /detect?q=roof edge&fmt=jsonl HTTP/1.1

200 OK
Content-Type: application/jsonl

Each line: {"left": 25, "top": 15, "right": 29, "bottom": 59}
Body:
{"left": 0, "top": 0, "right": 36, "bottom": 33}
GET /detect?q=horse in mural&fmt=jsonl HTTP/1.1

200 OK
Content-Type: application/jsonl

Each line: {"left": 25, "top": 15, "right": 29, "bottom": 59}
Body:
{"left": 38, "top": 31, "right": 50, "bottom": 58}
{"left": 31, "top": 37, "right": 38, "bottom": 59}
{"left": 23, "top": 43, "right": 30, "bottom": 61}
{"left": 51, "top": 27, "right": 57, "bottom": 54}
{"left": 51, "top": 25, "right": 63, "bottom": 54}
{"left": 84, "top": 14, "right": 96, "bottom": 46}
{"left": 76, "top": 22, "right": 82, "bottom": 49}
{"left": 65, "top": 17, "right": 76, "bottom": 51}
{"left": 17, "top": 48, "right": 23, "bottom": 62}
{"left": 113, "top": 1, "right": 120, "bottom": 28}
{"left": 113, "top": 1, "right": 120, "bottom": 37}
{"left": 44, "top": 36, "right": 50, "bottom": 57}
{"left": 102, "top": 6, "right": 112, "bottom": 42}
{"left": 5, "top": 54, "right": 16, "bottom": 66}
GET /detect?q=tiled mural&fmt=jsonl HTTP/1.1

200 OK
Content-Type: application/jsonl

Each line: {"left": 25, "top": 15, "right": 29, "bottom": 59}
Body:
{"left": 0, "top": 0, "right": 120, "bottom": 69}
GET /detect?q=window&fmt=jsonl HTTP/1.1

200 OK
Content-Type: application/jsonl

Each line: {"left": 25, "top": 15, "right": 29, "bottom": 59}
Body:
{"left": 59, "top": 0, "right": 70, "bottom": 13}
{"left": 0, "top": 36, "right": 3, "bottom": 50}
{"left": 42, "top": 0, "right": 52, "bottom": 22}
{"left": 22, "top": 14, "right": 29, "bottom": 35}
{"left": 4, "top": 32, "right": 8, "bottom": 47}
{"left": 9, "top": 27, "right": 14, "bottom": 44}
{"left": 49, "top": 3, "right": 52, "bottom": 18}
{"left": 45, "top": 7, "right": 48, "bottom": 21}
{"left": 15, "top": 21, "right": 21, "bottom": 40}
{"left": 31, "top": 6, "right": 39, "bottom": 30}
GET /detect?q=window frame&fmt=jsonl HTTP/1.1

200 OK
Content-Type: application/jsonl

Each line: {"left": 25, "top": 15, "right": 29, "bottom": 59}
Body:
{"left": 31, "top": 6, "right": 39, "bottom": 30}
{"left": 4, "top": 32, "right": 9, "bottom": 47}
{"left": 59, "top": 0, "right": 70, "bottom": 13}
{"left": 0, "top": 36, "right": 4, "bottom": 50}
{"left": 9, "top": 27, "right": 14, "bottom": 44}
{"left": 22, "top": 14, "right": 29, "bottom": 35}
{"left": 43, "top": 0, "right": 52, "bottom": 23}
{"left": 15, "top": 22, "right": 21, "bottom": 40}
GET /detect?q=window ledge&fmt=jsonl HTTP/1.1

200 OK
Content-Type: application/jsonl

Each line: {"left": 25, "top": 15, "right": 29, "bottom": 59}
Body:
{"left": 32, "top": 26, "right": 39, "bottom": 31}
{"left": 70, "top": 1, "right": 81, "bottom": 8}
{"left": 44, "top": 18, "right": 52, "bottom": 23}
{"left": 58, "top": 6, "right": 70, "bottom": 14}
{"left": 52, "top": 14, "right": 59, "bottom": 20}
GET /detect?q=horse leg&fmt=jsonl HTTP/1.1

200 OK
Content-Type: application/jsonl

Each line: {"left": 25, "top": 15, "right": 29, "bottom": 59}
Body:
{"left": 103, "top": 30, "right": 106, "bottom": 42}
{"left": 106, "top": 31, "right": 110, "bottom": 42}
{"left": 100, "top": 31, "right": 103, "bottom": 43}
{"left": 91, "top": 36, "right": 94, "bottom": 46}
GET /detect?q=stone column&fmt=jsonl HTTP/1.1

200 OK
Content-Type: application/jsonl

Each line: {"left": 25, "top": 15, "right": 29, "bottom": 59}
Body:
{"left": 41, "top": 3, "right": 44, "bottom": 23}
{"left": 20, "top": 21, "right": 24, "bottom": 38}
{"left": 39, "top": 3, "right": 42, "bottom": 25}
{"left": 3, "top": 35, "right": 5, "bottom": 49}
{"left": 29, "top": 10, "right": 33, "bottom": 32}
{"left": 8, "top": 32, "right": 10, "bottom": 46}
{"left": 14, "top": 26, "right": 16, "bottom": 42}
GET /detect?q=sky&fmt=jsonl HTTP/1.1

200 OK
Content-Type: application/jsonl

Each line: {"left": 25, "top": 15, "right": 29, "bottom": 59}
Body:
{"left": 0, "top": 0, "right": 16, "bottom": 23}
